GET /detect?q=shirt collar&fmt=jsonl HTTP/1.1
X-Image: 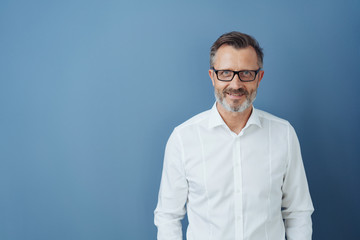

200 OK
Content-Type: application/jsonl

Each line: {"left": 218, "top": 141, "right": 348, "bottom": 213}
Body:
{"left": 208, "top": 102, "right": 262, "bottom": 129}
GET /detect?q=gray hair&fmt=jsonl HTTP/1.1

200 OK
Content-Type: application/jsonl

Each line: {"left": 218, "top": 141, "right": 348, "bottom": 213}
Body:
{"left": 210, "top": 31, "right": 264, "bottom": 68}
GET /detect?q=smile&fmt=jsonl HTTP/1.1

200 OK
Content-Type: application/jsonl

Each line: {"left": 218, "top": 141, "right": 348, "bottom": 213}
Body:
{"left": 227, "top": 92, "right": 245, "bottom": 99}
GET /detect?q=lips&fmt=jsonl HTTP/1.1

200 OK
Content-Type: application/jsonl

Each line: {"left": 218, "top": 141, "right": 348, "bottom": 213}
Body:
{"left": 227, "top": 93, "right": 244, "bottom": 96}
{"left": 226, "top": 92, "right": 244, "bottom": 99}
{"left": 224, "top": 88, "right": 248, "bottom": 99}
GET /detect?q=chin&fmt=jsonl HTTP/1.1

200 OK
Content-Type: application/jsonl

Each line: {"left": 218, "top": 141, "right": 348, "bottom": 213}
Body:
{"left": 222, "top": 101, "right": 250, "bottom": 113}
{"left": 214, "top": 89, "right": 256, "bottom": 113}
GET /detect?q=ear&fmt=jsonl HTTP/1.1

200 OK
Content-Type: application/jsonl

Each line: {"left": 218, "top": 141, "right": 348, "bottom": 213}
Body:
{"left": 209, "top": 69, "right": 215, "bottom": 86}
{"left": 257, "top": 70, "right": 264, "bottom": 86}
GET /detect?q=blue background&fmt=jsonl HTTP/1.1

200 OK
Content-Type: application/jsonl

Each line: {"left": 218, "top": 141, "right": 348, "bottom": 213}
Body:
{"left": 1, "top": 0, "right": 359, "bottom": 239}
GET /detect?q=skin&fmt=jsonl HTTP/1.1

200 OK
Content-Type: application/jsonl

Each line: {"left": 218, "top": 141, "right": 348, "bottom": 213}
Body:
{"left": 209, "top": 45, "right": 264, "bottom": 134}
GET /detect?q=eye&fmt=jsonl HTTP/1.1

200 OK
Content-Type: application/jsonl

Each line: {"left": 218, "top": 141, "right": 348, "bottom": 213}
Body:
{"left": 219, "top": 70, "right": 232, "bottom": 77}
{"left": 242, "top": 70, "right": 250, "bottom": 76}
{"left": 239, "top": 70, "right": 255, "bottom": 80}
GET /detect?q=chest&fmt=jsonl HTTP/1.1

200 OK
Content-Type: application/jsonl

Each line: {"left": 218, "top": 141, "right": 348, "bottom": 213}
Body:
{"left": 182, "top": 127, "right": 288, "bottom": 200}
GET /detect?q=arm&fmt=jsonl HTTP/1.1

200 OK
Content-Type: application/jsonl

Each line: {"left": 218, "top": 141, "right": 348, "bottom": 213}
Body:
{"left": 282, "top": 125, "right": 314, "bottom": 240}
{"left": 154, "top": 129, "right": 188, "bottom": 240}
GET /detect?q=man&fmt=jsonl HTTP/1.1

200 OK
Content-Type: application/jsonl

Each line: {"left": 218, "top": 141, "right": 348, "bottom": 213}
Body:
{"left": 154, "top": 31, "right": 314, "bottom": 240}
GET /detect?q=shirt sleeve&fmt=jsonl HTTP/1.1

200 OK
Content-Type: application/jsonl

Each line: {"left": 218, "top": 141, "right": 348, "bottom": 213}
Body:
{"left": 154, "top": 129, "right": 188, "bottom": 240}
{"left": 282, "top": 125, "right": 314, "bottom": 240}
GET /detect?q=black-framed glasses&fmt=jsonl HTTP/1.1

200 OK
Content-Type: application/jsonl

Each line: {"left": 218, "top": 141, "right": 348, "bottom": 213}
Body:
{"left": 211, "top": 68, "right": 262, "bottom": 82}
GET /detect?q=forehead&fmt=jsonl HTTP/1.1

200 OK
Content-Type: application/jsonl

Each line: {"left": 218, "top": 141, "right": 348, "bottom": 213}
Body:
{"left": 214, "top": 45, "right": 259, "bottom": 69}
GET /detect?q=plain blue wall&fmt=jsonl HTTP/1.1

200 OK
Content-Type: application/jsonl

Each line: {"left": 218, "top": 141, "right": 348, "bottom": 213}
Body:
{"left": 1, "top": 0, "right": 359, "bottom": 239}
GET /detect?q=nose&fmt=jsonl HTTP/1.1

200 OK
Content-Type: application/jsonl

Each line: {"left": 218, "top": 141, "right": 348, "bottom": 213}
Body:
{"left": 229, "top": 73, "right": 243, "bottom": 88}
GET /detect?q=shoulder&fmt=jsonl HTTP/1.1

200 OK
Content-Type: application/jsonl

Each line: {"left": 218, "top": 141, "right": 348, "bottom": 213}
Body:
{"left": 255, "top": 108, "right": 291, "bottom": 127}
{"left": 166, "top": 109, "right": 211, "bottom": 147}
{"left": 254, "top": 109, "right": 301, "bottom": 155}
{"left": 254, "top": 108, "right": 299, "bottom": 138}
{"left": 175, "top": 108, "right": 211, "bottom": 132}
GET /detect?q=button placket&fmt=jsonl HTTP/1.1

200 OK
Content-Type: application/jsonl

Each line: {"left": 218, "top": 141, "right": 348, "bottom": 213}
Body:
{"left": 234, "top": 136, "right": 244, "bottom": 239}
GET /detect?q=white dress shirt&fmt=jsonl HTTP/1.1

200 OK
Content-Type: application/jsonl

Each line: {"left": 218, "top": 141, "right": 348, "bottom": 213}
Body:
{"left": 154, "top": 103, "right": 314, "bottom": 240}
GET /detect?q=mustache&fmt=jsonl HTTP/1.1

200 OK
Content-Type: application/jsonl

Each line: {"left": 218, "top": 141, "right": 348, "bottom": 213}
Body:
{"left": 223, "top": 88, "right": 249, "bottom": 95}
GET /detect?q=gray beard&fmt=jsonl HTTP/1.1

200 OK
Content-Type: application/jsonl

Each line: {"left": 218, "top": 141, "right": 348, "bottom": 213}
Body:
{"left": 215, "top": 89, "right": 257, "bottom": 113}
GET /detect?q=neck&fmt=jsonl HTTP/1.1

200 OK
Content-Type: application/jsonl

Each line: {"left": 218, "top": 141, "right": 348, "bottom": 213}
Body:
{"left": 216, "top": 102, "right": 253, "bottom": 134}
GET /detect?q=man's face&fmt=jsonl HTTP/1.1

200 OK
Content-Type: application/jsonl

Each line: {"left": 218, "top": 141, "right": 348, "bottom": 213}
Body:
{"left": 209, "top": 45, "right": 264, "bottom": 113}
